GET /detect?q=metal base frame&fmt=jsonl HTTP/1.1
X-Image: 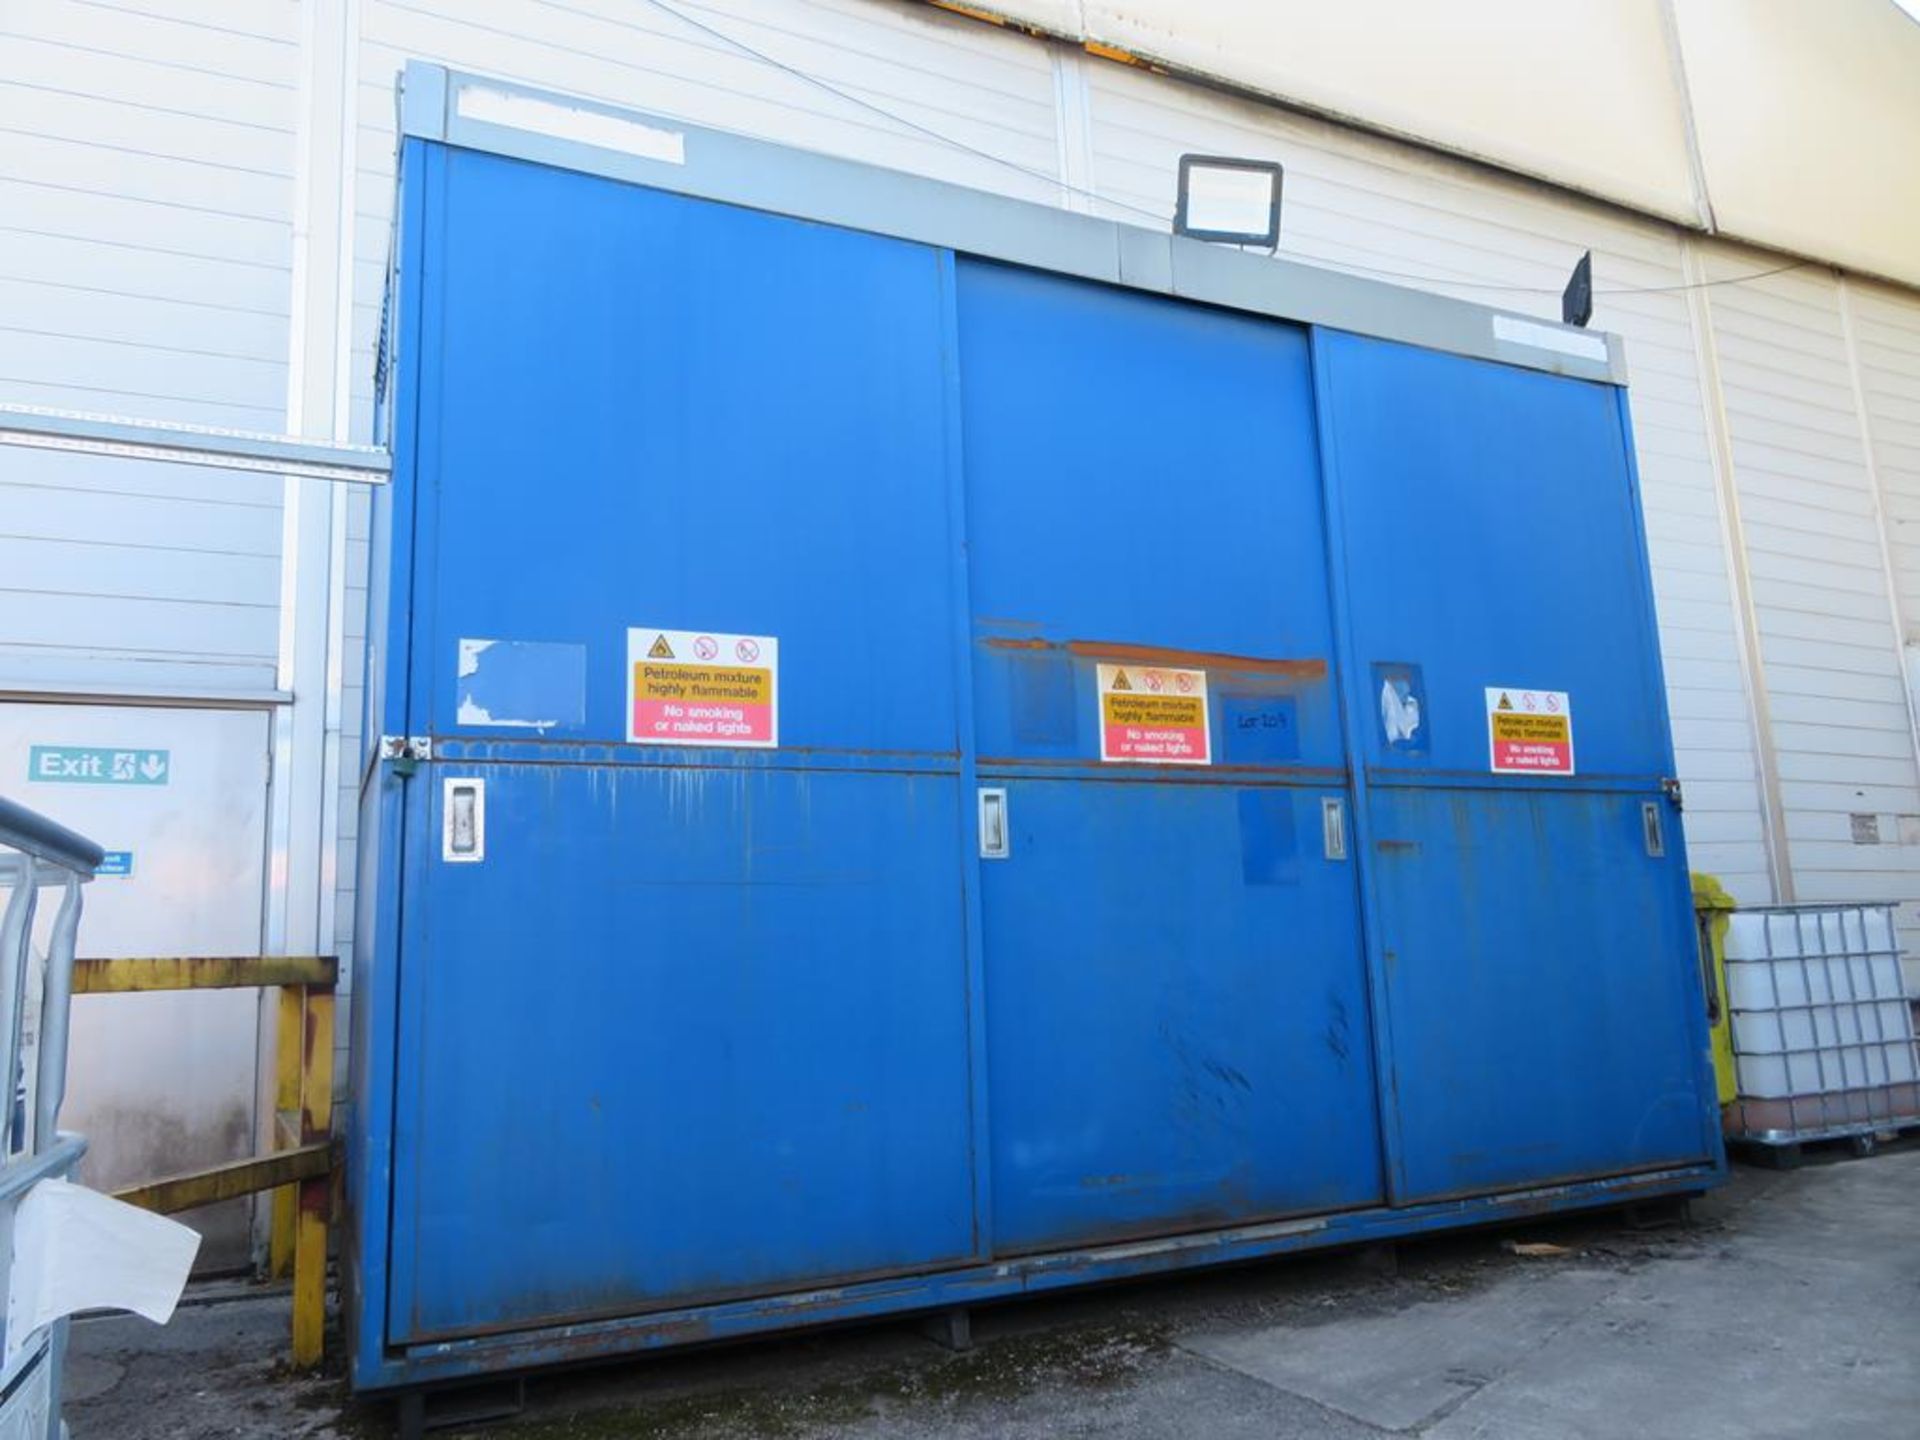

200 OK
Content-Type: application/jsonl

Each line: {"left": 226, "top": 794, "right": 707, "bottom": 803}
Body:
{"left": 1729, "top": 1118, "right": 1917, "bottom": 1149}
{"left": 360, "top": 1161, "right": 1717, "bottom": 1393}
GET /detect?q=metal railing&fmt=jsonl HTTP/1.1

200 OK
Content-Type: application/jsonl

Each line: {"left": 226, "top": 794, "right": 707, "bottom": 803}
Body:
{"left": 0, "top": 794, "right": 103, "bottom": 1439}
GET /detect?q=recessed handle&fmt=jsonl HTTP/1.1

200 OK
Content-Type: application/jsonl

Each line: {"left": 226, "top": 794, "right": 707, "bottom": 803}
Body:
{"left": 444, "top": 778, "right": 486, "bottom": 862}
{"left": 1322, "top": 796, "right": 1347, "bottom": 861}
{"left": 978, "top": 787, "right": 1009, "bottom": 860}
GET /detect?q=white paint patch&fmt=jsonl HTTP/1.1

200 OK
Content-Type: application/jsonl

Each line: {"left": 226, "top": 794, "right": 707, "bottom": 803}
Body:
{"left": 1491, "top": 314, "right": 1609, "bottom": 363}
{"left": 454, "top": 698, "right": 536, "bottom": 728}
{"left": 454, "top": 638, "right": 585, "bottom": 731}
{"left": 456, "top": 637, "right": 492, "bottom": 678}
{"left": 455, "top": 85, "right": 686, "bottom": 165}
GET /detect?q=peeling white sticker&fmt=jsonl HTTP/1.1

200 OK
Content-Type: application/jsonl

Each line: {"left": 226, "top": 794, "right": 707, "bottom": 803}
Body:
{"left": 456, "top": 638, "right": 493, "bottom": 679}
{"left": 1380, "top": 679, "right": 1421, "bottom": 743}
{"left": 454, "top": 639, "right": 586, "bottom": 732}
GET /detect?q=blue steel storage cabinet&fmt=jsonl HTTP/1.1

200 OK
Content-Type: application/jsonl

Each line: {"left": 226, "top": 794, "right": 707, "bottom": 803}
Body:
{"left": 347, "top": 66, "right": 1726, "bottom": 1394}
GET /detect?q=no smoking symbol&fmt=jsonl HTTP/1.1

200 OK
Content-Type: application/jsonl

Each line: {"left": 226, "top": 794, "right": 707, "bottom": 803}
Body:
{"left": 735, "top": 638, "right": 760, "bottom": 663}
{"left": 1145, "top": 671, "right": 1166, "bottom": 692}
{"left": 693, "top": 635, "right": 719, "bottom": 660}
{"left": 1175, "top": 673, "right": 1195, "bottom": 694}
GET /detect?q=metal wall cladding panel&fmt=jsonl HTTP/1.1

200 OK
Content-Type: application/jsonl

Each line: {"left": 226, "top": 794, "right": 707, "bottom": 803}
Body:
{"left": 1320, "top": 333, "right": 1669, "bottom": 780}
{"left": 382, "top": 147, "right": 977, "bottom": 1342}
{"left": 958, "top": 261, "right": 1345, "bottom": 771}
{"left": 975, "top": 777, "right": 1383, "bottom": 1250}
{"left": 955, "top": 262, "right": 1383, "bottom": 1251}
{"left": 410, "top": 146, "right": 958, "bottom": 752}
{"left": 392, "top": 762, "right": 976, "bottom": 1340}
{"left": 1362, "top": 786, "right": 1710, "bottom": 1199}
{"left": 1317, "top": 331, "right": 1718, "bottom": 1201}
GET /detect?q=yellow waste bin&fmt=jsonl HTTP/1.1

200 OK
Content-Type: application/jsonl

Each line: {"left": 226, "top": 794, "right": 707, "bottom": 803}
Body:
{"left": 1691, "top": 872, "right": 1738, "bottom": 1106}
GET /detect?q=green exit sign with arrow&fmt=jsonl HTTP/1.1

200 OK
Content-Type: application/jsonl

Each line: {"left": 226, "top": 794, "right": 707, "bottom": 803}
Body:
{"left": 28, "top": 746, "right": 171, "bottom": 786}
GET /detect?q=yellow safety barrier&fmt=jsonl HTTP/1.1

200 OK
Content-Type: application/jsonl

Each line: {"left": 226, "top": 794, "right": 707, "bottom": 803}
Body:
{"left": 1690, "top": 875, "right": 1738, "bottom": 1107}
{"left": 71, "top": 955, "right": 336, "bottom": 1368}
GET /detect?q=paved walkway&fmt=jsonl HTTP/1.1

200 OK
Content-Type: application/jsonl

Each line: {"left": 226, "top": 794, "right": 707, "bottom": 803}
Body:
{"left": 67, "top": 1147, "right": 1920, "bottom": 1438}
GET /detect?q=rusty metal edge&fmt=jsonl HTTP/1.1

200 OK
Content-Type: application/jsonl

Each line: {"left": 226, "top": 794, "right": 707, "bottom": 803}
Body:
{"left": 114, "top": 1140, "right": 336, "bottom": 1215}
{"left": 72, "top": 955, "right": 338, "bottom": 993}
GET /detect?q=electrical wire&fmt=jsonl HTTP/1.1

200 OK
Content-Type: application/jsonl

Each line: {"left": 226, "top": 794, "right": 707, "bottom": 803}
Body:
{"left": 638, "top": 0, "right": 1811, "bottom": 300}
{"left": 1293, "top": 257, "right": 1807, "bottom": 296}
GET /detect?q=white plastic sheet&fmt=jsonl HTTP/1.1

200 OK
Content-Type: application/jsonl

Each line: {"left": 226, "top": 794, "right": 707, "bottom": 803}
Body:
{"left": 5, "top": 1179, "right": 199, "bottom": 1368}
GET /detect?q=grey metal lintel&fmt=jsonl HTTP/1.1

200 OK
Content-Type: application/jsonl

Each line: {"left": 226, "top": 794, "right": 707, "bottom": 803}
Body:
{"left": 399, "top": 62, "right": 1626, "bottom": 387}
{"left": 0, "top": 404, "right": 390, "bottom": 484}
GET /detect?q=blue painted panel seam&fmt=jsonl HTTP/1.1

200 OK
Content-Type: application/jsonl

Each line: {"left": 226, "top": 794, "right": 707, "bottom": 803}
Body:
{"left": 1611, "top": 386, "right": 1729, "bottom": 1173}
{"left": 382, "top": 137, "right": 449, "bottom": 1349}
{"left": 354, "top": 134, "right": 435, "bottom": 1383}
{"left": 1308, "top": 330, "right": 1411, "bottom": 1203}
{"left": 937, "top": 248, "right": 996, "bottom": 1261}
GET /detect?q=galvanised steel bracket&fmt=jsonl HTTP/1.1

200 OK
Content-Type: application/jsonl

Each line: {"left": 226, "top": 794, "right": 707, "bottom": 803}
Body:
{"left": 379, "top": 736, "right": 433, "bottom": 777}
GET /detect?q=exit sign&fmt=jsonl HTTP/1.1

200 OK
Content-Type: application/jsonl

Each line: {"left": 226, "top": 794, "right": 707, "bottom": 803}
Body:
{"left": 28, "top": 746, "right": 171, "bottom": 786}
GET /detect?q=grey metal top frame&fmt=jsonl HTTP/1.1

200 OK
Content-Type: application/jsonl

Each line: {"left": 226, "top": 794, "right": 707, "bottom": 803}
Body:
{"left": 399, "top": 62, "right": 1627, "bottom": 387}
{"left": 0, "top": 404, "right": 389, "bottom": 485}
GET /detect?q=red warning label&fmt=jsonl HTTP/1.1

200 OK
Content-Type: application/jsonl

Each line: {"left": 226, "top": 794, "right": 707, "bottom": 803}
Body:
{"left": 1486, "top": 687, "right": 1574, "bottom": 774}
{"left": 1098, "top": 664, "right": 1210, "bottom": 765}
{"left": 628, "top": 627, "right": 778, "bottom": 748}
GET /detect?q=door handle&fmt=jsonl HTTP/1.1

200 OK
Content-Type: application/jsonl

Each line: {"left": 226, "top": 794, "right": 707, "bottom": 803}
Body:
{"left": 1641, "top": 800, "right": 1666, "bottom": 858}
{"left": 444, "top": 778, "right": 486, "bottom": 863}
{"left": 978, "top": 787, "right": 1009, "bottom": 860}
{"left": 1322, "top": 796, "right": 1347, "bottom": 861}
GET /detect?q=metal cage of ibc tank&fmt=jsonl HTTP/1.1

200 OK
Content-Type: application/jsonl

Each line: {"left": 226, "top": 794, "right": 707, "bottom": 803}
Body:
{"left": 1722, "top": 902, "right": 1920, "bottom": 1150}
{"left": 346, "top": 63, "right": 1728, "bottom": 1408}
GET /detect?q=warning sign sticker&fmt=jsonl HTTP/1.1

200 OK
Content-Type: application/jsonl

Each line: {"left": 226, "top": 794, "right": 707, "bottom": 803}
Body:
{"left": 1486, "top": 687, "right": 1574, "bottom": 775}
{"left": 628, "top": 628, "right": 778, "bottom": 748}
{"left": 1097, "top": 664, "right": 1210, "bottom": 765}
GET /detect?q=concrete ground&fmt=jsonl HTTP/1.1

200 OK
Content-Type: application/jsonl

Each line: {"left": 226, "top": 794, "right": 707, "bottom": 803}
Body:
{"left": 67, "top": 1147, "right": 1919, "bottom": 1439}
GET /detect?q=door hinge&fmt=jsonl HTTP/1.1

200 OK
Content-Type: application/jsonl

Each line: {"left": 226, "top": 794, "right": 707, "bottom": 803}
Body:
{"left": 380, "top": 734, "right": 432, "bottom": 777}
{"left": 1661, "top": 776, "right": 1684, "bottom": 810}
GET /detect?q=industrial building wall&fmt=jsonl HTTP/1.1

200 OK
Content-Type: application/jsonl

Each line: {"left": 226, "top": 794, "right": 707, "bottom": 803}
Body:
{"left": 0, "top": 0, "right": 297, "bottom": 694}
{"left": 7, "top": 0, "right": 1920, "bottom": 1037}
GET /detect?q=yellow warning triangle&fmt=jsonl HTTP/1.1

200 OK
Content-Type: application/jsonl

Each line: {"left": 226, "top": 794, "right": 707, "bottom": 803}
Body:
{"left": 1112, "top": 669, "right": 1132, "bottom": 691}
{"left": 648, "top": 634, "right": 675, "bottom": 659}
{"left": 1497, "top": 692, "right": 1513, "bottom": 710}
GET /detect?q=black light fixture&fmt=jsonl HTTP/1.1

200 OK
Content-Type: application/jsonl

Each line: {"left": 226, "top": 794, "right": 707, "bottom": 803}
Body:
{"left": 1174, "top": 155, "right": 1284, "bottom": 248}
{"left": 1562, "top": 249, "right": 1594, "bottom": 327}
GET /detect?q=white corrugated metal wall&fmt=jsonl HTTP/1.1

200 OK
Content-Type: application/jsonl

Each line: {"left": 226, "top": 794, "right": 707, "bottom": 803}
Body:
{"left": 0, "top": 0, "right": 297, "bottom": 694}
{"left": 5, "top": 0, "right": 1920, "bottom": 1104}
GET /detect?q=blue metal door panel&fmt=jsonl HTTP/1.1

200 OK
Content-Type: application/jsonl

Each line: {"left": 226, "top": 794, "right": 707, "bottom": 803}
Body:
{"left": 958, "top": 262, "right": 1346, "bottom": 770}
{"left": 955, "top": 261, "right": 1384, "bottom": 1251}
{"left": 1315, "top": 333, "right": 1717, "bottom": 1201}
{"left": 1364, "top": 787, "right": 1709, "bottom": 1197}
{"left": 1320, "top": 335, "right": 1669, "bottom": 780}
{"left": 385, "top": 148, "right": 978, "bottom": 1341}
{"left": 393, "top": 762, "right": 976, "bottom": 1339}
{"left": 982, "top": 779, "right": 1382, "bottom": 1249}
{"left": 410, "top": 147, "right": 960, "bottom": 751}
